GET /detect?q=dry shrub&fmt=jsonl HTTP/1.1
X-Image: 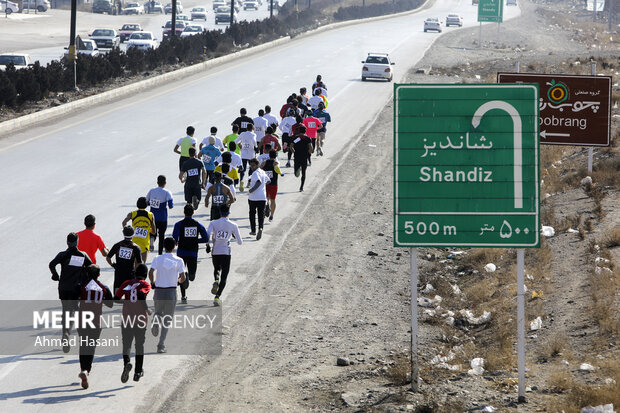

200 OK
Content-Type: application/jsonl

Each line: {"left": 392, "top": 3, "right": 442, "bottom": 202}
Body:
{"left": 460, "top": 248, "right": 505, "bottom": 271}
{"left": 538, "top": 333, "right": 569, "bottom": 360}
{"left": 526, "top": 237, "right": 552, "bottom": 279}
{"left": 541, "top": 203, "right": 556, "bottom": 227}
{"left": 601, "top": 227, "right": 620, "bottom": 249}
{"left": 589, "top": 264, "right": 620, "bottom": 336}
{"left": 555, "top": 212, "right": 582, "bottom": 232}
{"left": 585, "top": 218, "right": 595, "bottom": 232}
{"left": 386, "top": 353, "right": 411, "bottom": 386}
{"left": 484, "top": 308, "right": 517, "bottom": 372}
{"left": 547, "top": 357, "right": 620, "bottom": 413}
{"left": 591, "top": 157, "right": 620, "bottom": 189}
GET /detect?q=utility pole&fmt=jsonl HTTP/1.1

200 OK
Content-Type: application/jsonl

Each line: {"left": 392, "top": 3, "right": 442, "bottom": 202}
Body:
{"left": 609, "top": 0, "right": 614, "bottom": 31}
{"left": 270, "top": 0, "right": 273, "bottom": 17}
{"left": 171, "top": 0, "right": 177, "bottom": 37}
{"left": 230, "top": 0, "right": 235, "bottom": 28}
{"left": 69, "top": 0, "right": 77, "bottom": 90}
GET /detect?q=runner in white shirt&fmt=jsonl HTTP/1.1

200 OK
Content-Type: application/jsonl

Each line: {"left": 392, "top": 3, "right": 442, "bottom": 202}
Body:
{"left": 264, "top": 105, "right": 279, "bottom": 131}
{"left": 205, "top": 206, "right": 242, "bottom": 306}
{"left": 200, "top": 127, "right": 225, "bottom": 152}
{"left": 247, "top": 158, "right": 270, "bottom": 241}
{"left": 279, "top": 109, "right": 297, "bottom": 167}
{"left": 236, "top": 124, "right": 257, "bottom": 191}
{"left": 308, "top": 88, "right": 324, "bottom": 111}
{"left": 148, "top": 237, "right": 187, "bottom": 353}
{"left": 253, "top": 110, "right": 269, "bottom": 145}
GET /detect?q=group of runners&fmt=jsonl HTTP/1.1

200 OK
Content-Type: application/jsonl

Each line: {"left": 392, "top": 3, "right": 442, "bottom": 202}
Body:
{"left": 47, "top": 76, "right": 332, "bottom": 390}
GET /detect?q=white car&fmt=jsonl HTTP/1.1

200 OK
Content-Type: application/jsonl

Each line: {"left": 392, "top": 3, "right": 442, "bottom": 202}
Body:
{"left": 190, "top": 6, "right": 207, "bottom": 20}
{"left": 0, "top": 0, "right": 19, "bottom": 14}
{"left": 127, "top": 31, "right": 157, "bottom": 50}
{"left": 123, "top": 2, "right": 145, "bottom": 14}
{"left": 243, "top": 0, "right": 258, "bottom": 10}
{"left": 361, "top": 53, "right": 394, "bottom": 82}
{"left": 212, "top": 0, "right": 225, "bottom": 10}
{"left": 64, "top": 39, "right": 100, "bottom": 57}
{"left": 424, "top": 17, "right": 442, "bottom": 32}
{"left": 0, "top": 53, "right": 33, "bottom": 71}
{"left": 180, "top": 24, "right": 204, "bottom": 37}
{"left": 445, "top": 14, "right": 463, "bottom": 27}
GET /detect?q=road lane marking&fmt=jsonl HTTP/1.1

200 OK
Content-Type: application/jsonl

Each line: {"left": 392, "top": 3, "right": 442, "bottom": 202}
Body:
{"left": 115, "top": 154, "right": 132, "bottom": 163}
{"left": 215, "top": 109, "right": 224, "bottom": 114}
{"left": 157, "top": 136, "right": 168, "bottom": 142}
{"left": 0, "top": 217, "right": 12, "bottom": 226}
{"left": 54, "top": 183, "right": 75, "bottom": 194}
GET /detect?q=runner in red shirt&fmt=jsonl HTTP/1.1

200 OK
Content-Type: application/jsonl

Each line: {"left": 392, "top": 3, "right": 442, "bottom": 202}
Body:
{"left": 114, "top": 264, "right": 151, "bottom": 383}
{"left": 77, "top": 214, "right": 108, "bottom": 264}
{"left": 302, "top": 115, "right": 323, "bottom": 162}
{"left": 77, "top": 264, "right": 113, "bottom": 389}
{"left": 260, "top": 127, "right": 281, "bottom": 153}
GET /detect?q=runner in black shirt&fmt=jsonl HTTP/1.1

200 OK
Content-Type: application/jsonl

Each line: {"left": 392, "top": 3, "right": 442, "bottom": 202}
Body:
{"left": 106, "top": 226, "right": 143, "bottom": 292}
{"left": 292, "top": 125, "right": 314, "bottom": 192}
{"left": 179, "top": 147, "right": 207, "bottom": 210}
{"left": 49, "top": 232, "right": 93, "bottom": 352}
{"left": 232, "top": 107, "right": 254, "bottom": 133}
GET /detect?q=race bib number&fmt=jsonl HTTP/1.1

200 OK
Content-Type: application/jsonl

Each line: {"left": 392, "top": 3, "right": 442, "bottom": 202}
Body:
{"left": 202, "top": 154, "right": 212, "bottom": 163}
{"left": 134, "top": 227, "right": 148, "bottom": 238}
{"left": 293, "top": 138, "right": 301, "bottom": 144}
{"left": 308, "top": 122, "right": 316, "bottom": 128}
{"left": 213, "top": 195, "right": 225, "bottom": 204}
{"left": 69, "top": 255, "right": 85, "bottom": 267}
{"left": 266, "top": 170, "right": 273, "bottom": 178}
{"left": 119, "top": 247, "right": 133, "bottom": 260}
{"left": 319, "top": 117, "right": 326, "bottom": 123}
{"left": 184, "top": 227, "right": 198, "bottom": 237}
{"left": 187, "top": 168, "right": 199, "bottom": 177}
{"left": 256, "top": 126, "right": 263, "bottom": 133}
{"left": 149, "top": 198, "right": 160, "bottom": 208}
{"left": 215, "top": 230, "right": 229, "bottom": 240}
{"left": 241, "top": 122, "right": 248, "bottom": 129}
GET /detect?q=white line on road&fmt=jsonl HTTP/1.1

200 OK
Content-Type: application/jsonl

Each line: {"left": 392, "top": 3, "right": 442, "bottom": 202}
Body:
{"left": 157, "top": 136, "right": 168, "bottom": 142}
{"left": 235, "top": 98, "right": 245, "bottom": 104}
{"left": 0, "top": 216, "right": 12, "bottom": 226}
{"left": 115, "top": 154, "right": 132, "bottom": 163}
{"left": 215, "top": 109, "right": 224, "bottom": 114}
{"left": 54, "top": 183, "right": 75, "bottom": 194}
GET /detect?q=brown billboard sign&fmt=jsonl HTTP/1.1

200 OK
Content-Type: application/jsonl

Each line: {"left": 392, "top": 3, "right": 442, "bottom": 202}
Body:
{"left": 498, "top": 73, "right": 612, "bottom": 146}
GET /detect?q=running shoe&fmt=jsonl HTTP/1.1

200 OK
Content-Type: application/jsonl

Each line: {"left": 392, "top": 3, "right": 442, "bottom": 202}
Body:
{"left": 318, "top": 147, "right": 323, "bottom": 156}
{"left": 249, "top": 231, "right": 256, "bottom": 236}
{"left": 269, "top": 215, "right": 273, "bottom": 222}
{"left": 151, "top": 319, "right": 159, "bottom": 337}
{"left": 300, "top": 187, "right": 304, "bottom": 192}
{"left": 133, "top": 371, "right": 144, "bottom": 382}
{"left": 213, "top": 297, "right": 221, "bottom": 306}
{"left": 285, "top": 162, "right": 291, "bottom": 168}
{"left": 121, "top": 363, "right": 132, "bottom": 383}
{"left": 211, "top": 281, "right": 219, "bottom": 295}
{"left": 256, "top": 228, "right": 262, "bottom": 241}
{"left": 157, "top": 346, "right": 167, "bottom": 354}
{"left": 192, "top": 196, "right": 199, "bottom": 210}
{"left": 308, "top": 160, "right": 312, "bottom": 166}
{"left": 239, "top": 181, "right": 244, "bottom": 192}
{"left": 181, "top": 297, "right": 188, "bottom": 304}
{"left": 79, "top": 371, "right": 89, "bottom": 389}
{"left": 264, "top": 204, "right": 270, "bottom": 217}
{"left": 62, "top": 333, "right": 70, "bottom": 353}
{"left": 295, "top": 168, "right": 300, "bottom": 178}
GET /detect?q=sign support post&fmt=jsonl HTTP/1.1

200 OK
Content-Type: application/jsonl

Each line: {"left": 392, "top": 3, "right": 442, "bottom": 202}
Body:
{"left": 588, "top": 62, "right": 596, "bottom": 173}
{"left": 516, "top": 249, "right": 526, "bottom": 402}
{"left": 410, "top": 247, "right": 419, "bottom": 392}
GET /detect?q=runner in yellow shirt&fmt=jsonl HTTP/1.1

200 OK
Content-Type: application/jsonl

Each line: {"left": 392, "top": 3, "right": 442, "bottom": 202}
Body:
{"left": 121, "top": 197, "right": 157, "bottom": 262}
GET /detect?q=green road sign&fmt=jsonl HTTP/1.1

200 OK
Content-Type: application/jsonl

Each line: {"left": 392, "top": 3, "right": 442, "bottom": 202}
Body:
{"left": 394, "top": 84, "right": 540, "bottom": 248}
{"left": 478, "top": 0, "right": 503, "bottom": 22}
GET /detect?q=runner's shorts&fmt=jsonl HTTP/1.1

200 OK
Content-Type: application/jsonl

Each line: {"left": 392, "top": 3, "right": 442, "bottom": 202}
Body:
{"left": 265, "top": 184, "right": 278, "bottom": 200}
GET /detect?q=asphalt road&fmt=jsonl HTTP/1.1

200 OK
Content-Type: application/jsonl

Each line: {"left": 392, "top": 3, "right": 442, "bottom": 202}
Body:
{"left": 0, "top": 0, "right": 277, "bottom": 65}
{"left": 0, "top": 1, "right": 520, "bottom": 411}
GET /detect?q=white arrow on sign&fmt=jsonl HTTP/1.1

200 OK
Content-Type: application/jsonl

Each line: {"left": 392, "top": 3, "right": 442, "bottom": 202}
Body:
{"left": 472, "top": 101, "right": 523, "bottom": 209}
{"left": 540, "top": 130, "right": 570, "bottom": 140}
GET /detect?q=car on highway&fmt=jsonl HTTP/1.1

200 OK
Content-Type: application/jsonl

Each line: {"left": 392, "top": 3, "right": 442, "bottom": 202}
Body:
{"left": 64, "top": 39, "right": 100, "bottom": 57}
{"left": 243, "top": 0, "right": 258, "bottom": 10}
{"left": 89, "top": 28, "right": 121, "bottom": 49}
{"left": 423, "top": 17, "right": 442, "bottom": 32}
{"left": 144, "top": 0, "right": 163, "bottom": 12}
{"left": 212, "top": 0, "right": 225, "bottom": 10}
{"left": 506, "top": 0, "right": 516, "bottom": 5}
{"left": 118, "top": 23, "right": 142, "bottom": 42}
{"left": 122, "top": 2, "right": 144, "bottom": 14}
{"left": 176, "top": 13, "right": 190, "bottom": 22}
{"left": 180, "top": 24, "right": 204, "bottom": 37}
{"left": 471, "top": 0, "right": 478, "bottom": 4}
{"left": 0, "top": 53, "right": 33, "bottom": 71}
{"left": 0, "top": 0, "right": 19, "bottom": 14}
{"left": 214, "top": 6, "right": 236, "bottom": 24}
{"left": 21, "top": 0, "right": 50, "bottom": 12}
{"left": 445, "top": 14, "right": 463, "bottom": 27}
{"left": 161, "top": 20, "right": 187, "bottom": 38}
{"left": 127, "top": 31, "right": 158, "bottom": 50}
{"left": 190, "top": 6, "right": 206, "bottom": 20}
{"left": 361, "top": 53, "right": 394, "bottom": 82}
{"left": 164, "top": 1, "right": 182, "bottom": 13}
{"left": 92, "top": 0, "right": 119, "bottom": 14}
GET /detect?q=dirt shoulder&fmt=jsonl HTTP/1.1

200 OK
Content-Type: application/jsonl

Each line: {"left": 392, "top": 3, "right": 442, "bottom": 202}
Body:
{"left": 151, "top": 0, "right": 620, "bottom": 411}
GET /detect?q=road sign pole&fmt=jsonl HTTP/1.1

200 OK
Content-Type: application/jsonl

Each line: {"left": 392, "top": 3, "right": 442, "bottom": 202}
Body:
{"left": 588, "top": 62, "right": 596, "bottom": 173}
{"left": 410, "top": 247, "right": 419, "bottom": 392}
{"left": 516, "top": 249, "right": 526, "bottom": 403}
{"left": 479, "top": 23, "right": 482, "bottom": 48}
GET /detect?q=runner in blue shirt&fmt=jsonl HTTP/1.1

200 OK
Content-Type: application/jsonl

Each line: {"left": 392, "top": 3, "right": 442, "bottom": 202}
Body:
{"left": 199, "top": 137, "right": 222, "bottom": 181}
{"left": 146, "top": 175, "right": 174, "bottom": 255}
{"left": 313, "top": 102, "right": 331, "bottom": 156}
